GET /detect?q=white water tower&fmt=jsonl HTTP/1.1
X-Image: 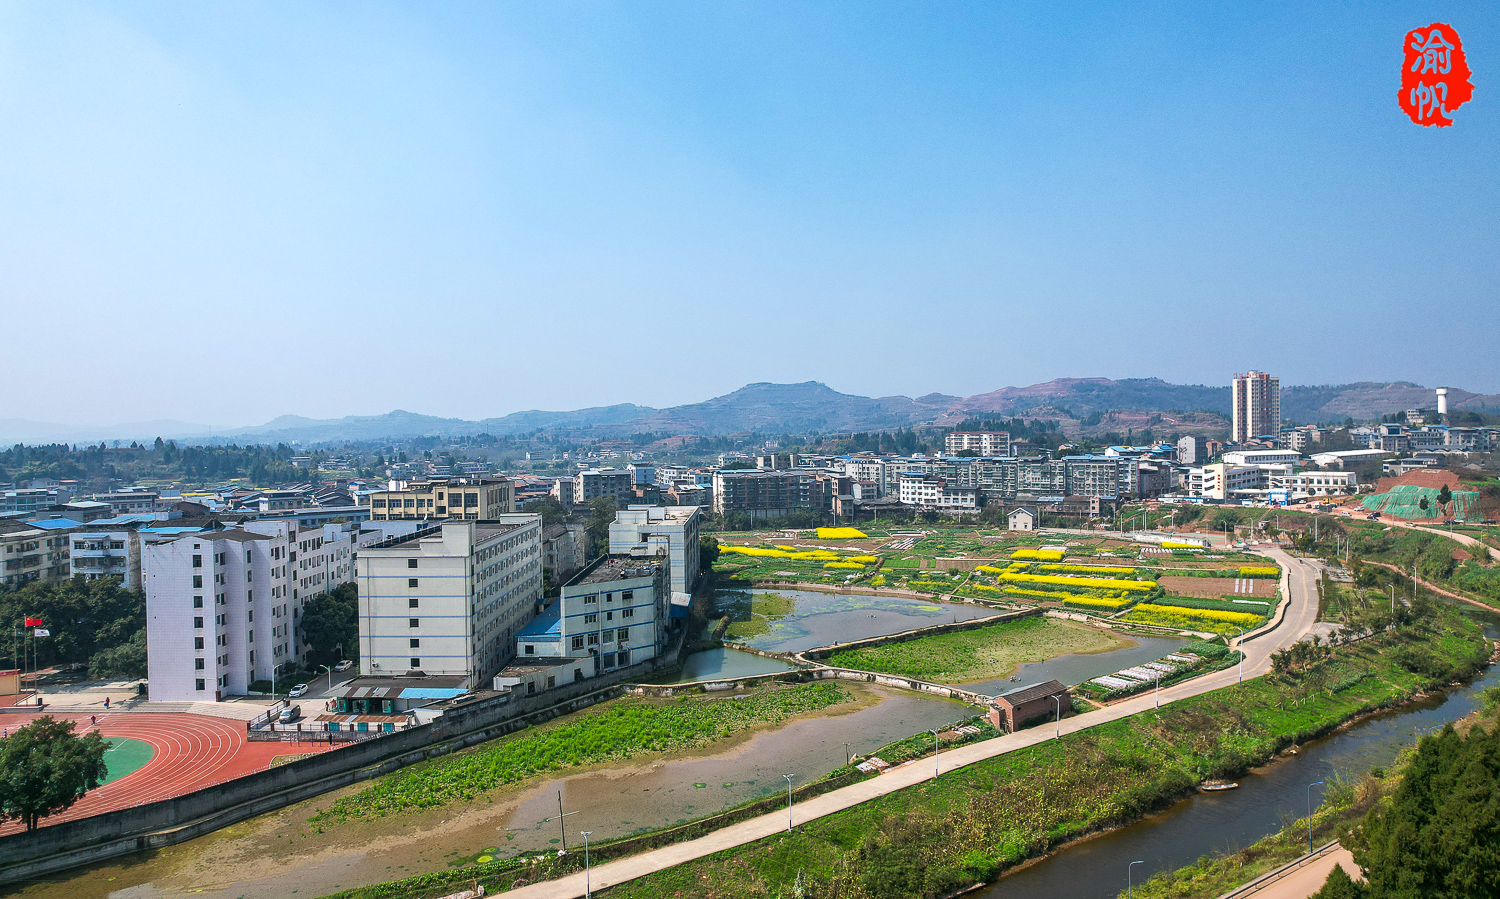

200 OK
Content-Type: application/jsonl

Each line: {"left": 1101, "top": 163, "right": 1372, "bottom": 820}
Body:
{"left": 1436, "top": 387, "right": 1448, "bottom": 416}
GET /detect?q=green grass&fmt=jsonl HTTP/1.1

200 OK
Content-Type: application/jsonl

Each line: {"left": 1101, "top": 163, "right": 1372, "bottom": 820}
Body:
{"left": 100, "top": 737, "right": 155, "bottom": 785}
{"left": 312, "top": 683, "right": 853, "bottom": 823}
{"left": 1151, "top": 595, "right": 1272, "bottom": 615}
{"left": 826, "top": 616, "right": 1124, "bottom": 684}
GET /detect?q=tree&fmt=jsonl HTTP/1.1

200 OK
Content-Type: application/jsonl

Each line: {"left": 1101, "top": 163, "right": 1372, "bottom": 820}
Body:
{"left": 1437, "top": 484, "right": 1453, "bottom": 511}
{"left": 584, "top": 498, "right": 618, "bottom": 558}
{"left": 1311, "top": 863, "right": 1366, "bottom": 898}
{"left": 300, "top": 583, "right": 358, "bottom": 667}
{"left": 523, "top": 497, "right": 568, "bottom": 526}
{"left": 698, "top": 535, "right": 720, "bottom": 572}
{"left": 1347, "top": 724, "right": 1500, "bottom": 898}
{"left": 0, "top": 716, "right": 110, "bottom": 831}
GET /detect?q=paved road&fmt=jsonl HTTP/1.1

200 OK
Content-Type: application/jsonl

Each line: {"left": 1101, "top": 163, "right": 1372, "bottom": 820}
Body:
{"left": 1380, "top": 517, "right": 1495, "bottom": 562}
{"left": 1233, "top": 847, "right": 1359, "bottom": 899}
{"left": 508, "top": 550, "right": 1324, "bottom": 899}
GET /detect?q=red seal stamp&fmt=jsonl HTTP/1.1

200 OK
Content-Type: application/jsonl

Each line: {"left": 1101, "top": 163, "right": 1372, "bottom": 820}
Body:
{"left": 1399, "top": 23, "right": 1473, "bottom": 127}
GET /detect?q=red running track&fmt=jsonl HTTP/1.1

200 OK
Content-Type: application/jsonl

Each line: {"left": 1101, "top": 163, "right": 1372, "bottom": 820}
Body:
{"left": 0, "top": 712, "right": 337, "bottom": 836}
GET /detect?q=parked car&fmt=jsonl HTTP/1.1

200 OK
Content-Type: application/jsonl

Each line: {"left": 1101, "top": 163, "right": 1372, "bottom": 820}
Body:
{"left": 278, "top": 704, "right": 302, "bottom": 723}
{"left": 334, "top": 659, "right": 354, "bottom": 672}
{"left": 288, "top": 683, "right": 309, "bottom": 698}
{"left": 1443, "top": 519, "right": 1458, "bottom": 525}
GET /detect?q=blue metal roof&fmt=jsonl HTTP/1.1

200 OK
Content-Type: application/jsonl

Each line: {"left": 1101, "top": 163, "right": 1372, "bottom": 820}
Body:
{"left": 517, "top": 603, "right": 562, "bottom": 638}
{"left": 396, "top": 688, "right": 467, "bottom": 700}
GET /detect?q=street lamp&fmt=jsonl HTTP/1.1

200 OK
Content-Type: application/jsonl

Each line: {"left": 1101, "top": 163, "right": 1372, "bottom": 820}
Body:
{"left": 1051, "top": 694, "right": 1062, "bottom": 739}
{"left": 580, "top": 830, "right": 593, "bottom": 899}
{"left": 318, "top": 664, "right": 332, "bottom": 694}
{"left": 929, "top": 729, "right": 941, "bottom": 778}
{"left": 1307, "top": 781, "right": 1325, "bottom": 853}
{"left": 1129, "top": 860, "right": 1145, "bottom": 899}
{"left": 1154, "top": 672, "right": 1160, "bottom": 709}
{"left": 841, "top": 741, "right": 852, "bottom": 765}
{"left": 783, "top": 773, "right": 795, "bottom": 832}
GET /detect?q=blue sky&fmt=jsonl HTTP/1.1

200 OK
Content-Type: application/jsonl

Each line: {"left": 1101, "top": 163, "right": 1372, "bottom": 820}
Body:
{"left": 1, "top": 2, "right": 1496, "bottom": 427}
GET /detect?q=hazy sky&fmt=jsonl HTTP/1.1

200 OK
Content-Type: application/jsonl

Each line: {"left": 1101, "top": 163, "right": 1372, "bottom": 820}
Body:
{"left": 2, "top": 2, "right": 1496, "bottom": 427}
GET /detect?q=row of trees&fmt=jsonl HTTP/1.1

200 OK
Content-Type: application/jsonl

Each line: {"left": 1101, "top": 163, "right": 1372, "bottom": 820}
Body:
{"left": 0, "top": 578, "right": 146, "bottom": 678}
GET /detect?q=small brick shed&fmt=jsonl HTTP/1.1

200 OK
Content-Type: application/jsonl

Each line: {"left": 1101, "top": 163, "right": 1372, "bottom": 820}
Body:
{"left": 987, "top": 679, "right": 1069, "bottom": 733}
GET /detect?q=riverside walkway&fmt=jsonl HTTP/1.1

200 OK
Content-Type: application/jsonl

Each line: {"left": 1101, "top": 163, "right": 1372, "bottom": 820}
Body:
{"left": 508, "top": 546, "right": 1323, "bottom": 899}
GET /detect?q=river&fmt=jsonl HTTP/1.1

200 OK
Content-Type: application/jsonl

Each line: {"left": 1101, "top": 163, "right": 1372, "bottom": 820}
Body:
{"left": 980, "top": 607, "right": 1500, "bottom": 899}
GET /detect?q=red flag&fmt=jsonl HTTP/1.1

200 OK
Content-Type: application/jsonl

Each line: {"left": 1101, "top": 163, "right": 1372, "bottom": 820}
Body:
{"left": 24, "top": 617, "right": 43, "bottom": 627}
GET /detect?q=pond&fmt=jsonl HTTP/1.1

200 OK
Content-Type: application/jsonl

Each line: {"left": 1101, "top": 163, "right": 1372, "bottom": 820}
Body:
{"left": 714, "top": 587, "right": 994, "bottom": 654}
{"left": 667, "top": 646, "right": 797, "bottom": 683}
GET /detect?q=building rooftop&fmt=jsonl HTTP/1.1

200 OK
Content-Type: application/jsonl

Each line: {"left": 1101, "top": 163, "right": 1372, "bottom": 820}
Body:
{"left": 995, "top": 679, "right": 1068, "bottom": 706}
{"left": 495, "top": 657, "right": 586, "bottom": 677}
{"left": 516, "top": 603, "right": 562, "bottom": 638}
{"left": 373, "top": 520, "right": 525, "bottom": 550}
{"left": 336, "top": 674, "right": 468, "bottom": 701}
{"left": 572, "top": 555, "right": 661, "bottom": 587}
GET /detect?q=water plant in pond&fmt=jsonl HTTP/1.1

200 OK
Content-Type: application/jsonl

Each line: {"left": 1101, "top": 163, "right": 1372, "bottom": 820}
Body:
{"left": 313, "top": 683, "right": 852, "bottom": 822}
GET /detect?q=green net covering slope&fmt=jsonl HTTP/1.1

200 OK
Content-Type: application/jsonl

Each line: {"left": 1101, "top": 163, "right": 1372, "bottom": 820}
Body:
{"left": 1360, "top": 485, "right": 1481, "bottom": 521}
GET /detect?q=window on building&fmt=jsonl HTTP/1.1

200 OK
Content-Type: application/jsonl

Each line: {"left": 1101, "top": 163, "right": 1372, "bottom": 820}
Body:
{"left": 409, "top": 618, "right": 419, "bottom": 628}
{"left": 584, "top": 613, "right": 597, "bottom": 624}
{"left": 587, "top": 633, "right": 598, "bottom": 645}
{"left": 584, "top": 594, "right": 597, "bottom": 604}
{"left": 546, "top": 675, "right": 556, "bottom": 689}
{"left": 193, "top": 595, "right": 203, "bottom": 609}
{"left": 193, "top": 554, "right": 202, "bottom": 568}
{"left": 600, "top": 629, "right": 612, "bottom": 642}
{"left": 193, "top": 575, "right": 203, "bottom": 588}
{"left": 616, "top": 627, "right": 628, "bottom": 641}
{"left": 618, "top": 648, "right": 629, "bottom": 665}
{"left": 571, "top": 635, "right": 584, "bottom": 650}
{"left": 410, "top": 638, "right": 420, "bottom": 648}
{"left": 407, "top": 558, "right": 418, "bottom": 569}
{"left": 194, "top": 617, "right": 203, "bottom": 629}
{"left": 524, "top": 644, "right": 536, "bottom": 655}
{"left": 408, "top": 597, "right": 419, "bottom": 609}
{"left": 602, "top": 653, "right": 616, "bottom": 668}
{"left": 195, "top": 658, "right": 205, "bottom": 670}
{"left": 409, "top": 657, "right": 420, "bottom": 669}
{"left": 408, "top": 578, "right": 419, "bottom": 588}
{"left": 622, "top": 606, "right": 634, "bottom": 619}
{"left": 622, "top": 590, "right": 633, "bottom": 601}
{"left": 194, "top": 637, "right": 204, "bottom": 650}
{"left": 196, "top": 679, "right": 205, "bottom": 691}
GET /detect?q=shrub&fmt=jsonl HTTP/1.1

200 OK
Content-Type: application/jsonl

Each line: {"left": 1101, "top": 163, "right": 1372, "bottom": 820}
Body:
{"left": 1239, "top": 566, "right": 1281, "bottom": 578}
{"left": 817, "top": 527, "right": 868, "bottom": 539}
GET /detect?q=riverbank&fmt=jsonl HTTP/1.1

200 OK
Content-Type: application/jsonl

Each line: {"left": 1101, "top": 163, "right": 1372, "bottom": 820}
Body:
{"left": 583, "top": 601, "right": 1488, "bottom": 899}
{"left": 1118, "top": 639, "right": 1500, "bottom": 899}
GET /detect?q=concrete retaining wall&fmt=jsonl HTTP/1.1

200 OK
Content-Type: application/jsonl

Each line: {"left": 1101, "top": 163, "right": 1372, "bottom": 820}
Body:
{"left": 796, "top": 608, "right": 1040, "bottom": 662}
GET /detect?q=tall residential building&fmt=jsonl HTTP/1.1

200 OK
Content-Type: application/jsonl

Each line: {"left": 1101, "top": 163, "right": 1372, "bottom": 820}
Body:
{"left": 355, "top": 516, "right": 543, "bottom": 685}
{"left": 574, "top": 469, "right": 635, "bottom": 506}
{"left": 1232, "top": 371, "right": 1281, "bottom": 444}
{"left": 607, "top": 505, "right": 702, "bottom": 596}
{"left": 1176, "top": 436, "right": 1201, "bottom": 466}
{"left": 143, "top": 521, "right": 355, "bottom": 702}
{"left": 368, "top": 477, "right": 514, "bottom": 522}
{"left": 944, "top": 431, "right": 1012, "bottom": 456}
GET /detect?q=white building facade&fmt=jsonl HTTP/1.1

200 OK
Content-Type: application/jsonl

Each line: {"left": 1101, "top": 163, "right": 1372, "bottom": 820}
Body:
{"left": 356, "top": 516, "right": 543, "bottom": 685}
{"left": 607, "top": 505, "right": 702, "bottom": 596}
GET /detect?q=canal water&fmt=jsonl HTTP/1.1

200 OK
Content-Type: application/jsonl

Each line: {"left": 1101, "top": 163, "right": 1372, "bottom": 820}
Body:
{"left": 964, "top": 634, "right": 1187, "bottom": 696}
{"left": 980, "top": 607, "right": 1500, "bottom": 899}
{"left": 669, "top": 646, "right": 797, "bottom": 682}
{"left": 713, "top": 587, "right": 995, "bottom": 654}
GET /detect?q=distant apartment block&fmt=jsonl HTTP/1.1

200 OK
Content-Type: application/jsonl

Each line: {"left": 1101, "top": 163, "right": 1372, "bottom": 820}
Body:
{"left": 712, "top": 469, "right": 825, "bottom": 519}
{"left": 1275, "top": 471, "right": 1358, "bottom": 496}
{"left": 69, "top": 525, "right": 143, "bottom": 589}
{"left": 355, "top": 517, "right": 543, "bottom": 685}
{"left": 608, "top": 505, "right": 702, "bottom": 595}
{"left": 944, "top": 431, "right": 1011, "bottom": 456}
{"left": 897, "top": 473, "right": 979, "bottom": 510}
{"left": 368, "top": 477, "right": 515, "bottom": 521}
{"left": 542, "top": 522, "right": 588, "bottom": 586}
{"left": 92, "top": 489, "right": 161, "bottom": 516}
{"left": 573, "top": 469, "right": 635, "bottom": 507}
{"left": 1232, "top": 370, "right": 1281, "bottom": 443}
{"left": 1, "top": 519, "right": 70, "bottom": 587}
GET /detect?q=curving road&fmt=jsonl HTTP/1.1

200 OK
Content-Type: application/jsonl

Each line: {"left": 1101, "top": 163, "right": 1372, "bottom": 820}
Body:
{"left": 507, "top": 549, "right": 1325, "bottom": 899}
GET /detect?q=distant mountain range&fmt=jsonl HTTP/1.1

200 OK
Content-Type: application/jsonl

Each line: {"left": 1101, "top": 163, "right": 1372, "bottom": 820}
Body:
{"left": 5, "top": 379, "right": 1496, "bottom": 446}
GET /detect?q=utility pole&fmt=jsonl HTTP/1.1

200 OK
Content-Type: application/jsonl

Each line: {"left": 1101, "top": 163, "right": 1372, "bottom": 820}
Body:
{"left": 543, "top": 790, "right": 578, "bottom": 852}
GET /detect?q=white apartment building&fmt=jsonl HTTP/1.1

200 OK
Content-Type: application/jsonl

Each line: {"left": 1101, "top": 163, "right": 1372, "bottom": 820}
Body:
{"left": 574, "top": 469, "right": 635, "bottom": 506}
{"left": 840, "top": 457, "right": 890, "bottom": 496}
{"left": 898, "top": 473, "right": 979, "bottom": 510}
{"left": 143, "top": 520, "right": 356, "bottom": 702}
{"left": 607, "top": 505, "right": 702, "bottom": 596}
{"left": 945, "top": 431, "right": 1011, "bottom": 456}
{"left": 1190, "top": 463, "right": 1271, "bottom": 501}
{"left": 1177, "top": 436, "right": 1202, "bottom": 466}
{"left": 507, "top": 556, "right": 670, "bottom": 685}
{"left": 1, "top": 520, "right": 70, "bottom": 588}
{"left": 1232, "top": 371, "right": 1281, "bottom": 443}
{"left": 368, "top": 477, "right": 515, "bottom": 522}
{"left": 356, "top": 516, "right": 543, "bottom": 685}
